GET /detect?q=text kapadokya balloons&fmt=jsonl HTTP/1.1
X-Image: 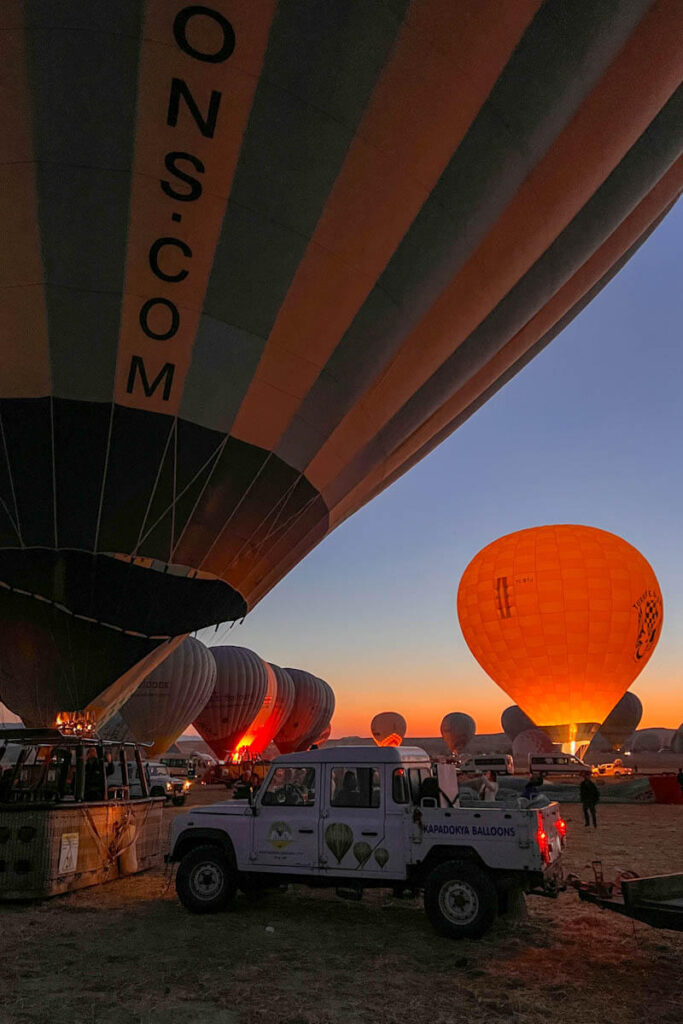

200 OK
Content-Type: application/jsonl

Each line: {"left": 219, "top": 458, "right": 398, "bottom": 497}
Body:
{"left": 100, "top": 637, "right": 216, "bottom": 756}
{"left": 274, "top": 670, "right": 335, "bottom": 754}
{"left": 193, "top": 647, "right": 268, "bottom": 760}
{"left": 440, "top": 713, "right": 476, "bottom": 755}
{"left": 1, "top": 4, "right": 680, "bottom": 726}
{"left": 457, "top": 525, "right": 663, "bottom": 744}
{"left": 598, "top": 691, "right": 643, "bottom": 751}
{"left": 371, "top": 712, "right": 407, "bottom": 747}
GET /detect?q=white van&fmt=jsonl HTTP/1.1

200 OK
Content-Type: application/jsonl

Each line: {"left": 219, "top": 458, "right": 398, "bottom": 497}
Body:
{"left": 458, "top": 754, "right": 514, "bottom": 776}
{"left": 528, "top": 753, "right": 588, "bottom": 776}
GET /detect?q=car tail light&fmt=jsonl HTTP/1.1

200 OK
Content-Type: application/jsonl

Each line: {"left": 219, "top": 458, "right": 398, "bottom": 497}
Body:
{"left": 536, "top": 813, "right": 550, "bottom": 864}
{"left": 555, "top": 817, "right": 567, "bottom": 843}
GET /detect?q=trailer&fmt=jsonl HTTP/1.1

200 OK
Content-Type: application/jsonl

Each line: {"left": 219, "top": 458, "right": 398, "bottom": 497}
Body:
{"left": 0, "top": 728, "right": 165, "bottom": 899}
{"left": 570, "top": 861, "right": 683, "bottom": 932}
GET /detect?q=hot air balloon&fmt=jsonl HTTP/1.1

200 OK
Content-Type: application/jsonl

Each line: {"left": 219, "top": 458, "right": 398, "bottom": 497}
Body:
{"left": 371, "top": 712, "right": 407, "bottom": 747}
{"left": 232, "top": 663, "right": 295, "bottom": 759}
{"left": 1, "top": 5, "right": 681, "bottom": 726}
{"left": 501, "top": 706, "right": 536, "bottom": 740}
{"left": 274, "top": 670, "right": 335, "bottom": 754}
{"left": 99, "top": 637, "right": 216, "bottom": 756}
{"left": 512, "top": 728, "right": 555, "bottom": 760}
{"left": 440, "top": 713, "right": 476, "bottom": 755}
{"left": 671, "top": 725, "right": 683, "bottom": 755}
{"left": 193, "top": 646, "right": 268, "bottom": 761}
{"left": 629, "top": 728, "right": 675, "bottom": 753}
{"left": 314, "top": 722, "right": 332, "bottom": 748}
{"left": 598, "top": 692, "right": 643, "bottom": 751}
{"left": 457, "top": 526, "right": 663, "bottom": 746}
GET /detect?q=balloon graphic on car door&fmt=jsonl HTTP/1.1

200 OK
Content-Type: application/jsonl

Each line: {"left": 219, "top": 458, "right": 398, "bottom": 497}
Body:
{"left": 352, "top": 842, "right": 372, "bottom": 868}
{"left": 374, "top": 848, "right": 389, "bottom": 869}
{"left": 325, "top": 823, "right": 353, "bottom": 864}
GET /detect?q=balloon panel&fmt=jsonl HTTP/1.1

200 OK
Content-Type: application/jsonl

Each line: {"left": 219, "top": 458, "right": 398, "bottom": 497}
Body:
{"left": 457, "top": 525, "right": 663, "bottom": 734}
{"left": 0, "top": 4, "right": 680, "bottom": 721}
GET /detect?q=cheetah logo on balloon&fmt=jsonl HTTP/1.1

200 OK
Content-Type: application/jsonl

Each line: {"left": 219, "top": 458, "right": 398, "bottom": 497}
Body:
{"left": 633, "top": 591, "right": 661, "bottom": 660}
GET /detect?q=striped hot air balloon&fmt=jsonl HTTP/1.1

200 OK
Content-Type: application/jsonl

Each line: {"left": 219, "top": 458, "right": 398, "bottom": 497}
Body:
{"left": 100, "top": 637, "right": 216, "bottom": 756}
{"left": 274, "top": 670, "right": 335, "bottom": 754}
{"left": 0, "top": 3, "right": 681, "bottom": 725}
{"left": 193, "top": 646, "right": 268, "bottom": 760}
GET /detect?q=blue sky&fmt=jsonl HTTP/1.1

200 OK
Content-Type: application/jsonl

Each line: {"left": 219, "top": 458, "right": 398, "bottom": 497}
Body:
{"left": 199, "top": 200, "right": 682, "bottom": 737}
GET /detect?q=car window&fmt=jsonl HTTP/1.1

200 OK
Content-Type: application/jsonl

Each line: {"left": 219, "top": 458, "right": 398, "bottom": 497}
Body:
{"left": 392, "top": 768, "right": 409, "bottom": 804}
{"left": 261, "top": 766, "right": 316, "bottom": 807}
{"left": 330, "top": 767, "right": 380, "bottom": 808}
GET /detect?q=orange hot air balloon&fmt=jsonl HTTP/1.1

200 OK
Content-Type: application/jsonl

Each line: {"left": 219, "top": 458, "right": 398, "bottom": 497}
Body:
{"left": 457, "top": 525, "right": 663, "bottom": 744}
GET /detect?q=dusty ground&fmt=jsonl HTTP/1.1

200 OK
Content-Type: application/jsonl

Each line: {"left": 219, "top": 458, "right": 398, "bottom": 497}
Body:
{"left": 1, "top": 789, "right": 681, "bottom": 1024}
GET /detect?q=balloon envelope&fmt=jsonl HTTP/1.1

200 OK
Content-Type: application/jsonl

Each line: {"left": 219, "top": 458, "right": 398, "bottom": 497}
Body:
{"left": 371, "top": 712, "right": 407, "bottom": 747}
{"left": 501, "top": 705, "right": 536, "bottom": 740}
{"left": 274, "top": 670, "right": 335, "bottom": 754}
{"left": 100, "top": 637, "right": 215, "bottom": 756}
{"left": 629, "top": 728, "right": 675, "bottom": 753}
{"left": 232, "top": 662, "right": 295, "bottom": 758}
{"left": 457, "top": 526, "right": 663, "bottom": 742}
{"left": 440, "top": 713, "right": 476, "bottom": 755}
{"left": 598, "top": 692, "right": 643, "bottom": 751}
{"left": 0, "top": 5, "right": 679, "bottom": 725}
{"left": 512, "top": 728, "right": 555, "bottom": 759}
{"left": 193, "top": 647, "right": 268, "bottom": 760}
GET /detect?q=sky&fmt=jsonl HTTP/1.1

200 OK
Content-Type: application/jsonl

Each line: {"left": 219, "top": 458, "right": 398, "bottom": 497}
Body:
{"left": 198, "top": 200, "right": 683, "bottom": 739}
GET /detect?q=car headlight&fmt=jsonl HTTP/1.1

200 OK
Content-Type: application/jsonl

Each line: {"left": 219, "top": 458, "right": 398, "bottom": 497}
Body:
{"left": 165, "top": 782, "right": 173, "bottom": 792}
{"left": 183, "top": 780, "right": 191, "bottom": 790}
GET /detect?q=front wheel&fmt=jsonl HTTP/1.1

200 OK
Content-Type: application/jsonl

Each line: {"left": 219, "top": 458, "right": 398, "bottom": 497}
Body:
{"left": 424, "top": 861, "right": 498, "bottom": 939}
{"left": 172, "top": 795, "right": 186, "bottom": 806}
{"left": 176, "top": 845, "right": 237, "bottom": 914}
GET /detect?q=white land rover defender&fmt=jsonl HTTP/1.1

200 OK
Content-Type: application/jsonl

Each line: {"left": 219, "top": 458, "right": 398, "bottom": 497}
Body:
{"left": 167, "top": 747, "right": 566, "bottom": 938}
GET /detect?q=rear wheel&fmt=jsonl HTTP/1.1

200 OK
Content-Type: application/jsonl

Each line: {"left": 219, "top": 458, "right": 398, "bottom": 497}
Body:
{"left": 176, "top": 845, "right": 237, "bottom": 914}
{"left": 424, "top": 861, "right": 498, "bottom": 939}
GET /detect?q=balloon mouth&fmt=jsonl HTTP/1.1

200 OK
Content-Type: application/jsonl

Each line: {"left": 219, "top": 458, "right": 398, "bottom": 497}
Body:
{"left": 539, "top": 722, "right": 600, "bottom": 744}
{"left": 0, "top": 548, "right": 247, "bottom": 636}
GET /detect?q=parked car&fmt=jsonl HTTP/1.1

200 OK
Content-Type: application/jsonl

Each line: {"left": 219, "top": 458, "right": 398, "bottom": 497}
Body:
{"left": 528, "top": 753, "right": 589, "bottom": 776}
{"left": 146, "top": 762, "right": 191, "bottom": 805}
{"left": 167, "top": 746, "right": 566, "bottom": 939}
{"left": 592, "top": 760, "right": 634, "bottom": 778}
{"left": 458, "top": 754, "right": 514, "bottom": 776}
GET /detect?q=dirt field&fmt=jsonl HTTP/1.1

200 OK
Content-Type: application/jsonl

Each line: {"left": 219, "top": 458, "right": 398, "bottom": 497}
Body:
{"left": 1, "top": 790, "right": 681, "bottom": 1024}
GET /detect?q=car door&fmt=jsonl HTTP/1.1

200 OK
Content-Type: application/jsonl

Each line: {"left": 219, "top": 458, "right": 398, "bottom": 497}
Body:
{"left": 251, "top": 764, "right": 319, "bottom": 871}
{"left": 321, "top": 762, "right": 392, "bottom": 877}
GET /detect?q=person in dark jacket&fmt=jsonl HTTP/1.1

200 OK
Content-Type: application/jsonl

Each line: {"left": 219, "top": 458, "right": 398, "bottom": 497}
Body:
{"left": 579, "top": 772, "right": 600, "bottom": 827}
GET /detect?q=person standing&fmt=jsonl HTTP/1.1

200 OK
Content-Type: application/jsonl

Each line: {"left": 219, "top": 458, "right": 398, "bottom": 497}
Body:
{"left": 579, "top": 772, "right": 600, "bottom": 827}
{"left": 478, "top": 770, "right": 499, "bottom": 802}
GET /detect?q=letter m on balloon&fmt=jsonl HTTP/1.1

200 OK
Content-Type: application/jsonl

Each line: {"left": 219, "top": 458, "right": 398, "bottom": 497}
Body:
{"left": 126, "top": 356, "right": 175, "bottom": 401}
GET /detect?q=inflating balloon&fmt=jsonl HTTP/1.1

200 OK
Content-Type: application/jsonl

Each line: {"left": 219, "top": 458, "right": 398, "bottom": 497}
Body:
{"left": 234, "top": 663, "right": 295, "bottom": 759}
{"left": 371, "top": 712, "right": 407, "bottom": 747}
{"left": 501, "top": 706, "right": 536, "bottom": 740}
{"left": 512, "top": 729, "right": 555, "bottom": 759}
{"left": 274, "top": 670, "right": 334, "bottom": 754}
{"left": 193, "top": 646, "right": 268, "bottom": 760}
{"left": 457, "top": 526, "right": 663, "bottom": 744}
{"left": 325, "top": 823, "right": 353, "bottom": 865}
{"left": 599, "top": 692, "right": 643, "bottom": 751}
{"left": 100, "top": 637, "right": 216, "bottom": 755}
{"left": 440, "top": 713, "right": 476, "bottom": 755}
{"left": 0, "top": 4, "right": 680, "bottom": 726}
